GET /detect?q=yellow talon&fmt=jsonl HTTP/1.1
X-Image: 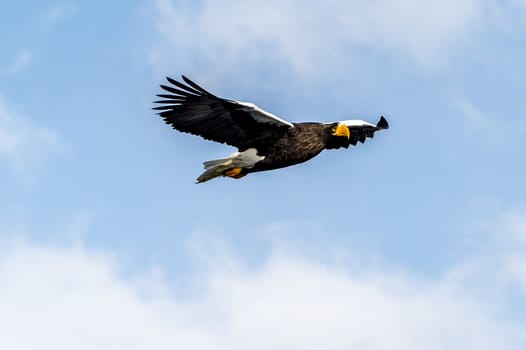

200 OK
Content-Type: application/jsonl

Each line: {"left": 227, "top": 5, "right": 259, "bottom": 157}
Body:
{"left": 224, "top": 167, "right": 246, "bottom": 179}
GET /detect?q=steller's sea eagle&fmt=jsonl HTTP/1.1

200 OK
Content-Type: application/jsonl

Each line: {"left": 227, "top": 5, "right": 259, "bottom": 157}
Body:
{"left": 153, "top": 75, "right": 389, "bottom": 183}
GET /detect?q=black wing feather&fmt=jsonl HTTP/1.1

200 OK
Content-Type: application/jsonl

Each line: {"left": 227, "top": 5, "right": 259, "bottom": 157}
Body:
{"left": 153, "top": 76, "right": 292, "bottom": 151}
{"left": 349, "top": 116, "right": 389, "bottom": 146}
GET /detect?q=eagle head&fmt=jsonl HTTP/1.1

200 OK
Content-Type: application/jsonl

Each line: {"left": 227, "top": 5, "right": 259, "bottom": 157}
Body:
{"left": 324, "top": 117, "right": 388, "bottom": 150}
{"left": 325, "top": 122, "right": 351, "bottom": 149}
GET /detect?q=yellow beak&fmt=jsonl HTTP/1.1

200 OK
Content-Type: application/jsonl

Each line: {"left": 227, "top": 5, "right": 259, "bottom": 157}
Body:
{"left": 333, "top": 124, "right": 350, "bottom": 139}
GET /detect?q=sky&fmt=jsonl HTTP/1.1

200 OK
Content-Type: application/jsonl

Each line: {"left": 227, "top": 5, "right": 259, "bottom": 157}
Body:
{"left": 1, "top": 0, "right": 526, "bottom": 348}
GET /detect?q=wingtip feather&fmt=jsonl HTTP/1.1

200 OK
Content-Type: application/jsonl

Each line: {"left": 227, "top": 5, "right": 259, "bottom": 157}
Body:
{"left": 377, "top": 116, "right": 389, "bottom": 130}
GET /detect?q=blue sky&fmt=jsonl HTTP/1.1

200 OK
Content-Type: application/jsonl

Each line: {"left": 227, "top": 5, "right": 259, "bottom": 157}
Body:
{"left": 1, "top": 0, "right": 526, "bottom": 348}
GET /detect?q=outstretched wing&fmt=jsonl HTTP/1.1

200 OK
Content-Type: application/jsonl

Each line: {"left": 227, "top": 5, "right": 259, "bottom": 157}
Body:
{"left": 153, "top": 76, "right": 293, "bottom": 151}
{"left": 342, "top": 116, "right": 389, "bottom": 146}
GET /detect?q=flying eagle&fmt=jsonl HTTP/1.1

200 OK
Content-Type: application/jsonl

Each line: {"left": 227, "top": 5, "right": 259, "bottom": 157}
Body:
{"left": 153, "top": 76, "right": 389, "bottom": 183}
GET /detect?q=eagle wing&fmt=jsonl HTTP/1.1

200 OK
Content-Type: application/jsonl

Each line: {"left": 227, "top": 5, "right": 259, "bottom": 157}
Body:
{"left": 344, "top": 116, "right": 389, "bottom": 146}
{"left": 153, "top": 76, "right": 293, "bottom": 151}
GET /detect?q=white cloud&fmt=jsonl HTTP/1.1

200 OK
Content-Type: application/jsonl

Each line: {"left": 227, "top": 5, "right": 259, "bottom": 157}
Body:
{"left": 0, "top": 98, "right": 60, "bottom": 173}
{"left": 150, "top": 0, "right": 492, "bottom": 80}
{"left": 1, "top": 209, "right": 526, "bottom": 350}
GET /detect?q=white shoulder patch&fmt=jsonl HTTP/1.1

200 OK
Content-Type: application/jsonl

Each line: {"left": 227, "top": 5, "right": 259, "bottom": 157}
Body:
{"left": 237, "top": 101, "right": 294, "bottom": 128}
{"left": 339, "top": 119, "right": 377, "bottom": 128}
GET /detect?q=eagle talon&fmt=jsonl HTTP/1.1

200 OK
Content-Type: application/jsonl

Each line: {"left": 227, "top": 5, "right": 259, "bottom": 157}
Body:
{"left": 224, "top": 167, "right": 245, "bottom": 179}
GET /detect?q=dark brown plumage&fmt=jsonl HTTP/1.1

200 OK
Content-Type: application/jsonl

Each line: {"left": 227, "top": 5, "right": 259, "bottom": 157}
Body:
{"left": 153, "top": 75, "right": 388, "bottom": 183}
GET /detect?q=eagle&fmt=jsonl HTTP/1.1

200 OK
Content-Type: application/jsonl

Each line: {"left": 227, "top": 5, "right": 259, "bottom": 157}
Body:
{"left": 153, "top": 76, "right": 389, "bottom": 183}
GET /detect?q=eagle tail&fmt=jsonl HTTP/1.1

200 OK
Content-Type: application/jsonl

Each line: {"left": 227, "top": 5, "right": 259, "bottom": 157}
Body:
{"left": 203, "top": 157, "right": 233, "bottom": 169}
{"left": 197, "top": 153, "right": 242, "bottom": 183}
{"left": 195, "top": 148, "right": 264, "bottom": 184}
{"left": 196, "top": 163, "right": 232, "bottom": 183}
{"left": 196, "top": 156, "right": 234, "bottom": 183}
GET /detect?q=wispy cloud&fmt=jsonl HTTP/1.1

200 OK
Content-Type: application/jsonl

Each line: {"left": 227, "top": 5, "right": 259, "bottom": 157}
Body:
{"left": 7, "top": 51, "right": 32, "bottom": 75}
{"left": 150, "top": 0, "right": 495, "bottom": 81}
{"left": 0, "top": 98, "right": 60, "bottom": 174}
{"left": 40, "top": 3, "right": 78, "bottom": 31}
{"left": 451, "top": 94, "right": 494, "bottom": 131}
{"left": 449, "top": 93, "right": 519, "bottom": 147}
{"left": 474, "top": 206, "right": 526, "bottom": 293}
{"left": 3, "top": 4, "right": 77, "bottom": 75}
{"left": 1, "top": 208, "right": 525, "bottom": 349}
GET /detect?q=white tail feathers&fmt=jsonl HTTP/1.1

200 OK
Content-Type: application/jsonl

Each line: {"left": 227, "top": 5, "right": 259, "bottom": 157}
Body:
{"left": 196, "top": 160, "right": 233, "bottom": 183}
{"left": 203, "top": 157, "right": 233, "bottom": 169}
{"left": 196, "top": 148, "right": 264, "bottom": 184}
